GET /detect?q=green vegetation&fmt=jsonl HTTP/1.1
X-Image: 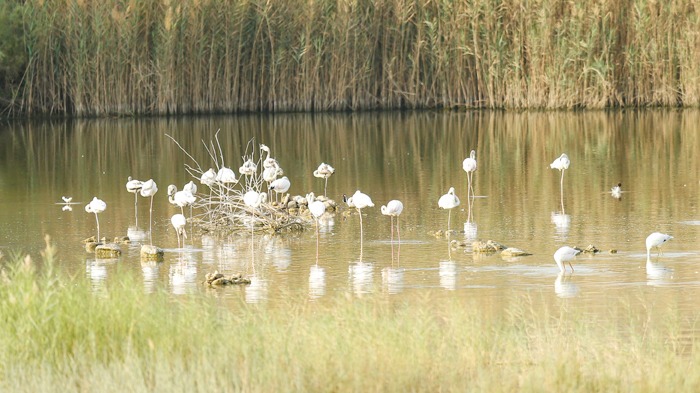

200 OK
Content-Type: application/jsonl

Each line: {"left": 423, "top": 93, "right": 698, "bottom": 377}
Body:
{"left": 1, "top": 238, "right": 699, "bottom": 392}
{"left": 1, "top": 0, "right": 700, "bottom": 116}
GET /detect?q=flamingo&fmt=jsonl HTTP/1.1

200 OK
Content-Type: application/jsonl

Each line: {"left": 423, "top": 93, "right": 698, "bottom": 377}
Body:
{"left": 553, "top": 246, "right": 580, "bottom": 273}
{"left": 139, "top": 179, "right": 158, "bottom": 244}
{"left": 438, "top": 187, "right": 460, "bottom": 232}
{"left": 550, "top": 153, "right": 570, "bottom": 209}
{"left": 646, "top": 232, "right": 673, "bottom": 258}
{"left": 462, "top": 150, "right": 477, "bottom": 199}
{"left": 344, "top": 190, "right": 374, "bottom": 251}
{"left": 171, "top": 213, "right": 187, "bottom": 248}
{"left": 381, "top": 200, "right": 404, "bottom": 243}
{"left": 269, "top": 176, "right": 291, "bottom": 202}
{"left": 313, "top": 163, "right": 335, "bottom": 197}
{"left": 308, "top": 193, "right": 326, "bottom": 258}
{"left": 85, "top": 197, "right": 107, "bottom": 241}
{"left": 168, "top": 185, "right": 196, "bottom": 215}
{"left": 126, "top": 176, "right": 143, "bottom": 226}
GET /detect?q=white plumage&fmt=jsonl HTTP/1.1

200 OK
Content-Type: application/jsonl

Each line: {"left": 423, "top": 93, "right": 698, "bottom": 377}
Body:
{"left": 646, "top": 232, "right": 673, "bottom": 257}
{"left": 553, "top": 246, "right": 580, "bottom": 273}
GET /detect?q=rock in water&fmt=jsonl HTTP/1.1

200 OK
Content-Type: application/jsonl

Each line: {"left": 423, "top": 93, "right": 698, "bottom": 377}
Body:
{"left": 95, "top": 243, "right": 121, "bottom": 258}
{"left": 140, "top": 245, "right": 164, "bottom": 262}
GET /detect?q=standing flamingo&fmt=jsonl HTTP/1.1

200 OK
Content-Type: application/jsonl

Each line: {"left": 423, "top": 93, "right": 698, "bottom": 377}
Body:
{"left": 85, "top": 197, "right": 107, "bottom": 241}
{"left": 381, "top": 200, "right": 404, "bottom": 243}
{"left": 438, "top": 187, "right": 460, "bottom": 232}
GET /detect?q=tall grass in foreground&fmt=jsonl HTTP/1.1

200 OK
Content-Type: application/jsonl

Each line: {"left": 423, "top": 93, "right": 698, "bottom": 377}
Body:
{"left": 6, "top": 0, "right": 700, "bottom": 116}
{"left": 2, "top": 239, "right": 700, "bottom": 392}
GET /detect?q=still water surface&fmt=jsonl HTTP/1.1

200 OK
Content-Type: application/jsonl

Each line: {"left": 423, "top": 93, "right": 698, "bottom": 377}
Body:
{"left": 1, "top": 111, "right": 699, "bottom": 317}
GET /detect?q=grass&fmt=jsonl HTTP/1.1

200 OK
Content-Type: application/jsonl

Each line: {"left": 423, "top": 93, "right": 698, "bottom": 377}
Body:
{"left": 1, "top": 238, "right": 700, "bottom": 392}
{"left": 3, "top": 0, "right": 700, "bottom": 116}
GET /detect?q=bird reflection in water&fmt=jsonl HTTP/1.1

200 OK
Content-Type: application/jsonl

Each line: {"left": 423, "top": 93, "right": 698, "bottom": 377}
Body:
{"left": 646, "top": 256, "right": 674, "bottom": 287}
{"left": 554, "top": 273, "right": 579, "bottom": 298}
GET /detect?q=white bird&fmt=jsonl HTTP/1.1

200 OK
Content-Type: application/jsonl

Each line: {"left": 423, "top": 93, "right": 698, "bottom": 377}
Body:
{"left": 314, "top": 163, "right": 335, "bottom": 197}
{"left": 85, "top": 197, "right": 107, "bottom": 240}
{"left": 126, "top": 176, "right": 143, "bottom": 226}
{"left": 200, "top": 168, "right": 217, "bottom": 187}
{"left": 61, "top": 196, "right": 73, "bottom": 203}
{"left": 553, "top": 246, "right": 580, "bottom": 273}
{"left": 243, "top": 190, "right": 267, "bottom": 209}
{"left": 239, "top": 159, "right": 258, "bottom": 176}
{"left": 646, "top": 232, "right": 673, "bottom": 258}
{"left": 308, "top": 194, "right": 327, "bottom": 257}
{"left": 269, "top": 176, "right": 291, "bottom": 201}
{"left": 381, "top": 200, "right": 404, "bottom": 243}
{"left": 183, "top": 180, "right": 197, "bottom": 195}
{"left": 462, "top": 150, "right": 477, "bottom": 199}
{"left": 344, "top": 190, "right": 374, "bottom": 249}
{"left": 262, "top": 166, "right": 283, "bottom": 183}
{"left": 171, "top": 213, "right": 187, "bottom": 248}
{"left": 168, "top": 185, "right": 196, "bottom": 215}
{"left": 260, "top": 144, "right": 279, "bottom": 169}
{"left": 611, "top": 183, "right": 622, "bottom": 200}
{"left": 550, "top": 153, "right": 570, "bottom": 203}
{"left": 139, "top": 179, "right": 158, "bottom": 243}
{"left": 216, "top": 166, "right": 238, "bottom": 185}
{"left": 438, "top": 187, "right": 460, "bottom": 232}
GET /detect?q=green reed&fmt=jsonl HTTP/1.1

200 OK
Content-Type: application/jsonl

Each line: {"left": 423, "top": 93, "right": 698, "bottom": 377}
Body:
{"left": 1, "top": 238, "right": 700, "bottom": 392}
{"left": 2, "top": 0, "right": 700, "bottom": 116}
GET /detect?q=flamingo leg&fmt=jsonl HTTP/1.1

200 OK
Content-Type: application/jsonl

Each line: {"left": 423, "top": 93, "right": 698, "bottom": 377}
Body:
{"left": 95, "top": 213, "right": 100, "bottom": 241}
{"left": 149, "top": 195, "right": 154, "bottom": 245}
{"left": 396, "top": 216, "right": 401, "bottom": 244}
{"left": 134, "top": 192, "right": 139, "bottom": 227}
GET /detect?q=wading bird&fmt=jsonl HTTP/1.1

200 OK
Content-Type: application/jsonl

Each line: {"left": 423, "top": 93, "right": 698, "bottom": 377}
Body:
{"left": 308, "top": 194, "right": 326, "bottom": 258}
{"left": 313, "top": 163, "right": 335, "bottom": 197}
{"left": 438, "top": 187, "right": 460, "bottom": 232}
{"left": 61, "top": 196, "right": 73, "bottom": 203}
{"left": 381, "top": 199, "right": 404, "bottom": 243}
{"left": 646, "top": 232, "right": 673, "bottom": 258}
{"left": 462, "top": 150, "right": 477, "bottom": 199}
{"left": 126, "top": 177, "right": 143, "bottom": 226}
{"left": 550, "top": 153, "right": 570, "bottom": 204}
{"left": 171, "top": 213, "right": 187, "bottom": 248}
{"left": 554, "top": 246, "right": 580, "bottom": 273}
{"left": 168, "top": 185, "right": 196, "bottom": 215}
{"left": 85, "top": 197, "right": 107, "bottom": 240}
{"left": 269, "top": 176, "right": 291, "bottom": 201}
{"left": 260, "top": 144, "right": 280, "bottom": 169}
{"left": 344, "top": 190, "right": 374, "bottom": 250}
{"left": 139, "top": 179, "right": 158, "bottom": 243}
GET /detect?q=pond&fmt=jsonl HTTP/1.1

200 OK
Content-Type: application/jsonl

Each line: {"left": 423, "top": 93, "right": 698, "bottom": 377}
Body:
{"left": 1, "top": 111, "right": 699, "bottom": 319}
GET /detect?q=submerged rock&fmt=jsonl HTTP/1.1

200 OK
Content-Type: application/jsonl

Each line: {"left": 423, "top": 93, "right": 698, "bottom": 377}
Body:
{"left": 95, "top": 243, "right": 121, "bottom": 258}
{"left": 140, "top": 245, "right": 164, "bottom": 262}
{"left": 500, "top": 247, "right": 532, "bottom": 257}
{"left": 85, "top": 241, "right": 101, "bottom": 253}
{"left": 472, "top": 240, "right": 508, "bottom": 253}
{"left": 450, "top": 239, "right": 468, "bottom": 248}
{"left": 580, "top": 244, "right": 600, "bottom": 254}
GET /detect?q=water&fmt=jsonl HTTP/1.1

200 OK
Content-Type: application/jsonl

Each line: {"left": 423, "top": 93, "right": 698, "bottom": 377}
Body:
{"left": 1, "top": 111, "right": 700, "bottom": 316}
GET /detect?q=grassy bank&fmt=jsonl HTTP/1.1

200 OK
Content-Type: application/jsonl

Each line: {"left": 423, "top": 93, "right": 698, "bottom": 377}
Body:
{"left": 1, "top": 0, "right": 700, "bottom": 116}
{"left": 1, "top": 239, "right": 700, "bottom": 392}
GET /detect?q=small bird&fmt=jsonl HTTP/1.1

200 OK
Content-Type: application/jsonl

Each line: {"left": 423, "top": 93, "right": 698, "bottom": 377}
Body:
{"left": 61, "top": 196, "right": 73, "bottom": 203}
{"left": 438, "top": 187, "right": 460, "bottom": 231}
{"left": 553, "top": 246, "right": 580, "bottom": 273}
{"left": 314, "top": 163, "right": 335, "bottom": 197}
{"left": 381, "top": 200, "right": 404, "bottom": 242}
{"left": 171, "top": 213, "right": 187, "bottom": 248}
{"left": 646, "top": 232, "right": 673, "bottom": 258}
{"left": 462, "top": 150, "right": 477, "bottom": 198}
{"left": 85, "top": 197, "right": 107, "bottom": 240}
{"left": 611, "top": 183, "right": 622, "bottom": 200}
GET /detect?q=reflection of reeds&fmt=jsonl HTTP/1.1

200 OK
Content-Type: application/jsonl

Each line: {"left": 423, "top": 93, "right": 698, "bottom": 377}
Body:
{"left": 11, "top": 0, "right": 700, "bottom": 115}
{"left": 1, "top": 242, "right": 698, "bottom": 390}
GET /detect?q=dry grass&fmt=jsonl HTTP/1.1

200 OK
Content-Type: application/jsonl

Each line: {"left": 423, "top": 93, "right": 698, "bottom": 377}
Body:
{"left": 1, "top": 238, "right": 700, "bottom": 392}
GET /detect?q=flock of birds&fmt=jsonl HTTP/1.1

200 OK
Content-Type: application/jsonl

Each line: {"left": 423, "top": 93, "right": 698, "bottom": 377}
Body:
{"left": 72, "top": 144, "right": 676, "bottom": 276}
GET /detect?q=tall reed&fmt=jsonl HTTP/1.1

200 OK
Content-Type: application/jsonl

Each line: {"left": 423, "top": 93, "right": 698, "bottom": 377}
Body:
{"left": 5, "top": 0, "right": 700, "bottom": 115}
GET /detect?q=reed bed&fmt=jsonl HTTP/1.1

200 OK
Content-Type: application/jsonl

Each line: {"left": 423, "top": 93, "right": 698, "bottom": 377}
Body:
{"left": 1, "top": 238, "right": 699, "bottom": 392}
{"left": 2, "top": 0, "right": 700, "bottom": 116}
